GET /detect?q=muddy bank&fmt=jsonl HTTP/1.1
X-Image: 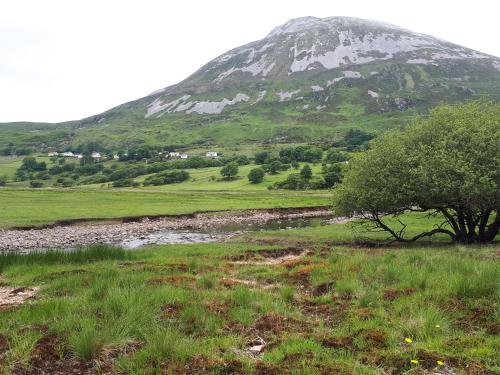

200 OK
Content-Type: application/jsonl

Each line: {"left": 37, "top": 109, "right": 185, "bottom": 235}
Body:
{"left": 0, "top": 207, "right": 341, "bottom": 252}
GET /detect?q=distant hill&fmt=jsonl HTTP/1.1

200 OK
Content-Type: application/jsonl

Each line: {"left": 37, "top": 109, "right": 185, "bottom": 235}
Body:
{"left": 2, "top": 16, "right": 500, "bottom": 151}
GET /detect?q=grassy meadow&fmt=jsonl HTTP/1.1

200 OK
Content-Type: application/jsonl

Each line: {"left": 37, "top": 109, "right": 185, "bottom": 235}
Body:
{"left": 0, "top": 224, "right": 498, "bottom": 374}
{"left": 0, "top": 188, "right": 331, "bottom": 229}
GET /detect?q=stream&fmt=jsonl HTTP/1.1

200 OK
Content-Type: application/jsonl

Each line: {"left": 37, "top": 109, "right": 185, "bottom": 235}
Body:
{"left": 120, "top": 216, "right": 331, "bottom": 249}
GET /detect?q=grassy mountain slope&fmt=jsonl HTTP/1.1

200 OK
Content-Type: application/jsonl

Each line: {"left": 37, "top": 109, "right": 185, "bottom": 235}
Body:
{"left": 2, "top": 17, "right": 500, "bottom": 151}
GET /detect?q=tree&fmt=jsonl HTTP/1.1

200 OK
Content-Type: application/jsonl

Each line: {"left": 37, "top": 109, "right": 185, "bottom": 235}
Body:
{"left": 0, "top": 175, "right": 7, "bottom": 186}
{"left": 20, "top": 157, "right": 46, "bottom": 171}
{"left": 323, "top": 164, "right": 343, "bottom": 188}
{"left": 333, "top": 100, "right": 500, "bottom": 244}
{"left": 267, "top": 160, "right": 283, "bottom": 175}
{"left": 220, "top": 162, "right": 239, "bottom": 180}
{"left": 300, "top": 164, "right": 312, "bottom": 180}
{"left": 335, "top": 129, "right": 374, "bottom": 151}
{"left": 254, "top": 151, "right": 271, "bottom": 165}
{"left": 248, "top": 168, "right": 265, "bottom": 184}
{"left": 325, "top": 148, "right": 349, "bottom": 164}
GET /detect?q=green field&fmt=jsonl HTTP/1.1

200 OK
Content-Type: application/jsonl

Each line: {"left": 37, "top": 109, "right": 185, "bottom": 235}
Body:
{"left": 0, "top": 188, "right": 331, "bottom": 228}
{"left": 133, "top": 164, "right": 324, "bottom": 192}
{"left": 0, "top": 156, "right": 23, "bottom": 179}
{"left": 0, "top": 224, "right": 498, "bottom": 374}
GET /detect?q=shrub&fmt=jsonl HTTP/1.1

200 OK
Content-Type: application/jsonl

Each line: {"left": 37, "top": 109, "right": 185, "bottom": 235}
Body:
{"left": 220, "top": 162, "right": 239, "bottom": 180}
{"left": 248, "top": 168, "right": 265, "bottom": 184}
{"left": 0, "top": 175, "right": 7, "bottom": 186}
{"left": 300, "top": 164, "right": 312, "bottom": 180}
{"left": 112, "top": 179, "right": 139, "bottom": 188}
{"left": 30, "top": 180, "right": 43, "bottom": 188}
{"left": 325, "top": 148, "right": 349, "bottom": 163}
{"left": 254, "top": 151, "right": 271, "bottom": 164}
{"left": 143, "top": 170, "right": 190, "bottom": 186}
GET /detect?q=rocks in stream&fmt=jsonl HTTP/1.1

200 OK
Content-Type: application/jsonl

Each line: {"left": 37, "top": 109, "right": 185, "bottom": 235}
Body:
{"left": 0, "top": 209, "right": 335, "bottom": 252}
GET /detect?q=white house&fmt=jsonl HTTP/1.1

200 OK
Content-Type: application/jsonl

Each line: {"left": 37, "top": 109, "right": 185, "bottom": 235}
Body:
{"left": 206, "top": 151, "right": 218, "bottom": 158}
{"left": 48, "top": 152, "right": 59, "bottom": 157}
{"left": 62, "top": 152, "right": 74, "bottom": 157}
{"left": 91, "top": 152, "right": 102, "bottom": 159}
{"left": 180, "top": 153, "right": 188, "bottom": 159}
{"left": 169, "top": 152, "right": 180, "bottom": 158}
{"left": 75, "top": 154, "right": 83, "bottom": 159}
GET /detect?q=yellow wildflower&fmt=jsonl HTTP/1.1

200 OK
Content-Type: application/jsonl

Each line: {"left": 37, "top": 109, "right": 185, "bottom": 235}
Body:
{"left": 437, "top": 360, "right": 444, "bottom": 366}
{"left": 435, "top": 324, "right": 441, "bottom": 328}
{"left": 404, "top": 337, "right": 413, "bottom": 343}
{"left": 410, "top": 359, "right": 419, "bottom": 365}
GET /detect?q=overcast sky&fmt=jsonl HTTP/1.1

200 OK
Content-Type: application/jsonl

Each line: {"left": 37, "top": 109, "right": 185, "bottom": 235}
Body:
{"left": 1, "top": 0, "right": 499, "bottom": 123}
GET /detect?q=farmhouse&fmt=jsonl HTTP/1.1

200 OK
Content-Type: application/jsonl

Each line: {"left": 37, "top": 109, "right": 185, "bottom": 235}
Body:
{"left": 180, "top": 153, "right": 188, "bottom": 159}
{"left": 91, "top": 152, "right": 102, "bottom": 159}
{"left": 206, "top": 151, "right": 218, "bottom": 158}
{"left": 169, "top": 152, "right": 180, "bottom": 158}
{"left": 48, "top": 152, "right": 59, "bottom": 157}
{"left": 62, "top": 152, "right": 74, "bottom": 157}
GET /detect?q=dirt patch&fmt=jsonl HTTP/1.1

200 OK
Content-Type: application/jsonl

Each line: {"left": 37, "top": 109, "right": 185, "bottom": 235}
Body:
{"left": 219, "top": 278, "right": 276, "bottom": 290}
{"left": 203, "top": 300, "right": 231, "bottom": 316}
{"left": 159, "top": 303, "right": 184, "bottom": 319}
{"left": 361, "top": 349, "right": 494, "bottom": 375}
{"left": 162, "top": 355, "right": 245, "bottom": 375}
{"left": 283, "top": 264, "right": 329, "bottom": 292}
{"left": 300, "top": 299, "right": 350, "bottom": 326}
{"left": 456, "top": 302, "right": 498, "bottom": 333}
{"left": 147, "top": 275, "right": 196, "bottom": 286}
{"left": 383, "top": 288, "right": 416, "bottom": 301}
{"left": 282, "top": 259, "right": 312, "bottom": 269}
{"left": 11, "top": 334, "right": 91, "bottom": 375}
{"left": 229, "top": 248, "right": 311, "bottom": 265}
{"left": 312, "top": 282, "right": 335, "bottom": 297}
{"left": 321, "top": 329, "right": 387, "bottom": 351}
{"left": 12, "top": 334, "right": 142, "bottom": 375}
{"left": 255, "top": 359, "right": 352, "bottom": 375}
{"left": 0, "top": 286, "right": 39, "bottom": 310}
{"left": 228, "top": 312, "right": 312, "bottom": 341}
{"left": 352, "top": 308, "right": 375, "bottom": 320}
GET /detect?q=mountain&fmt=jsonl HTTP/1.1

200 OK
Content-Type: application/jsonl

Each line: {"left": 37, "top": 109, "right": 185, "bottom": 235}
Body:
{"left": 3, "top": 16, "right": 500, "bottom": 150}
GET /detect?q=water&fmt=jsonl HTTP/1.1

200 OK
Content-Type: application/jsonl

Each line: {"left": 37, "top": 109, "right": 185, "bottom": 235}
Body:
{"left": 120, "top": 216, "right": 331, "bottom": 249}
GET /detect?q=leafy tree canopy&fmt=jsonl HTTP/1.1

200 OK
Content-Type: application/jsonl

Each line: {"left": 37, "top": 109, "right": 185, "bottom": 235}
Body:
{"left": 333, "top": 100, "right": 500, "bottom": 243}
{"left": 248, "top": 168, "right": 265, "bottom": 184}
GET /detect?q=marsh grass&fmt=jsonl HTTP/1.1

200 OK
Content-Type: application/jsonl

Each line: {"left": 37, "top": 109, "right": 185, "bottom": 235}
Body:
{"left": 0, "top": 238, "right": 498, "bottom": 374}
{"left": 0, "top": 244, "right": 129, "bottom": 271}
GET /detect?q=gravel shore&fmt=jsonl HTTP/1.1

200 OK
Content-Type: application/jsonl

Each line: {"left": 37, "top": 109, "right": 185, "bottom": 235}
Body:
{"left": 0, "top": 208, "right": 341, "bottom": 252}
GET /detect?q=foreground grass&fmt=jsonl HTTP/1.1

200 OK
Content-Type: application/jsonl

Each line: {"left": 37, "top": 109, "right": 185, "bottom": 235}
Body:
{"left": 0, "top": 235, "right": 498, "bottom": 374}
{"left": 0, "top": 189, "right": 331, "bottom": 228}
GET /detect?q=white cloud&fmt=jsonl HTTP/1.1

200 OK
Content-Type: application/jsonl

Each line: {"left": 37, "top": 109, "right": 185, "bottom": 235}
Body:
{"left": 0, "top": 0, "right": 499, "bottom": 122}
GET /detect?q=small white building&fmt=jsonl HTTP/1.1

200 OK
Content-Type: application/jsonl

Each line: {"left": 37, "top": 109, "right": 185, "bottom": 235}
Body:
{"left": 113, "top": 154, "right": 120, "bottom": 160}
{"left": 62, "top": 152, "right": 74, "bottom": 157}
{"left": 180, "top": 153, "right": 188, "bottom": 159}
{"left": 48, "top": 152, "right": 59, "bottom": 157}
{"left": 169, "top": 152, "right": 180, "bottom": 158}
{"left": 206, "top": 151, "right": 218, "bottom": 158}
{"left": 91, "top": 152, "right": 102, "bottom": 159}
{"left": 75, "top": 154, "right": 83, "bottom": 159}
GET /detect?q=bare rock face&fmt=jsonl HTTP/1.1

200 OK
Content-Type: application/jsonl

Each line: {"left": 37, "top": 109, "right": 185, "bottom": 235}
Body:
{"left": 70, "top": 16, "right": 500, "bottom": 146}
{"left": 137, "top": 16, "right": 500, "bottom": 118}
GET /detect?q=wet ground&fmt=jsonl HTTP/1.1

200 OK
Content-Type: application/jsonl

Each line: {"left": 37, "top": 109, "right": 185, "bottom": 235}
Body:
{"left": 0, "top": 208, "right": 342, "bottom": 252}
{"left": 121, "top": 216, "right": 331, "bottom": 249}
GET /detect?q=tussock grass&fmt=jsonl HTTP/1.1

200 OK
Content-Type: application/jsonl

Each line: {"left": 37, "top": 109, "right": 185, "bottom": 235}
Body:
{"left": 0, "top": 244, "right": 129, "bottom": 271}
{"left": 0, "top": 238, "right": 498, "bottom": 373}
